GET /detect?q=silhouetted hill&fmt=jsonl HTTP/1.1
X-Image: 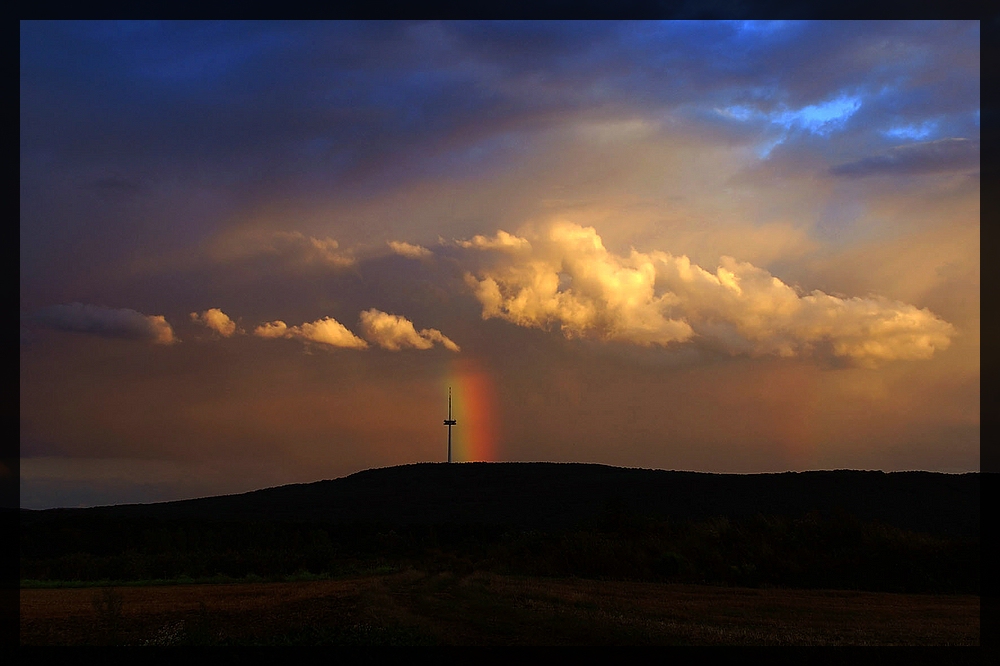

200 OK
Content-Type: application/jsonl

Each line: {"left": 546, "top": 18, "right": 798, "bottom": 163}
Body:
{"left": 20, "top": 463, "right": 980, "bottom": 538}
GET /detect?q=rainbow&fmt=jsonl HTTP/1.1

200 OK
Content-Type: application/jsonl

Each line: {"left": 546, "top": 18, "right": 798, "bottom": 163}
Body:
{"left": 443, "top": 356, "right": 500, "bottom": 462}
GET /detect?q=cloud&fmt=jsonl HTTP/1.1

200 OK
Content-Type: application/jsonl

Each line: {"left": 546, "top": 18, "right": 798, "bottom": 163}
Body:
{"left": 653, "top": 254, "right": 957, "bottom": 365}
{"left": 252, "top": 310, "right": 458, "bottom": 352}
{"left": 295, "top": 317, "right": 369, "bottom": 349}
{"left": 460, "top": 222, "right": 955, "bottom": 366}
{"left": 463, "top": 223, "right": 695, "bottom": 347}
{"left": 455, "top": 230, "right": 532, "bottom": 252}
{"left": 358, "top": 309, "right": 460, "bottom": 352}
{"left": 253, "top": 320, "right": 290, "bottom": 339}
{"left": 209, "top": 230, "right": 356, "bottom": 269}
{"left": 189, "top": 308, "right": 239, "bottom": 336}
{"left": 253, "top": 316, "right": 368, "bottom": 349}
{"left": 387, "top": 240, "right": 432, "bottom": 259}
{"left": 830, "top": 138, "right": 979, "bottom": 177}
{"left": 295, "top": 234, "right": 355, "bottom": 267}
{"left": 33, "top": 303, "right": 177, "bottom": 344}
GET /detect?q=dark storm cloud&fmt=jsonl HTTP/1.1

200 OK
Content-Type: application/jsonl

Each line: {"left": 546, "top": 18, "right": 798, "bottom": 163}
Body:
{"left": 21, "top": 21, "right": 541, "bottom": 192}
{"left": 20, "top": 21, "right": 979, "bottom": 197}
{"left": 830, "top": 138, "right": 980, "bottom": 177}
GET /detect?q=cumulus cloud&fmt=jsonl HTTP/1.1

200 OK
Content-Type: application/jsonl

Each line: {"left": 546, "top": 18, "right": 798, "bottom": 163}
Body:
{"left": 830, "top": 138, "right": 980, "bottom": 177}
{"left": 33, "top": 303, "right": 177, "bottom": 344}
{"left": 460, "top": 222, "right": 955, "bottom": 366}
{"left": 463, "top": 223, "right": 694, "bottom": 347}
{"left": 253, "top": 320, "right": 290, "bottom": 339}
{"left": 387, "top": 240, "right": 432, "bottom": 259}
{"left": 296, "top": 317, "right": 369, "bottom": 349}
{"left": 189, "top": 308, "right": 239, "bottom": 336}
{"left": 358, "top": 309, "right": 460, "bottom": 352}
{"left": 455, "top": 230, "right": 532, "bottom": 252}
{"left": 253, "top": 316, "right": 368, "bottom": 349}
{"left": 252, "top": 310, "right": 458, "bottom": 352}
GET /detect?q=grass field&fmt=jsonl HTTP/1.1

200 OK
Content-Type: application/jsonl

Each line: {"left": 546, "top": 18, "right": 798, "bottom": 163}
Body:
{"left": 19, "top": 570, "right": 980, "bottom": 646}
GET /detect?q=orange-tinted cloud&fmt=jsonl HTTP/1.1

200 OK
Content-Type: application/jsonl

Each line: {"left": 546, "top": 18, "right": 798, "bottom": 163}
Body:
{"left": 190, "top": 308, "right": 239, "bottom": 337}
{"left": 358, "top": 308, "right": 460, "bottom": 352}
{"left": 461, "top": 221, "right": 955, "bottom": 366}
{"left": 387, "top": 240, "right": 432, "bottom": 259}
{"left": 253, "top": 316, "right": 368, "bottom": 349}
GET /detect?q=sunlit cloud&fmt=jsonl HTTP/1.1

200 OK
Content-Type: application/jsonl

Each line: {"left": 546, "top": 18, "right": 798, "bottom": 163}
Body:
{"left": 460, "top": 221, "right": 955, "bottom": 366}
{"left": 189, "top": 308, "right": 239, "bottom": 336}
{"left": 359, "top": 309, "right": 460, "bottom": 352}
{"left": 387, "top": 240, "right": 432, "bottom": 259}
{"left": 253, "top": 316, "right": 368, "bottom": 349}
{"left": 455, "top": 230, "right": 532, "bottom": 252}
{"left": 252, "top": 320, "right": 290, "bottom": 339}
{"left": 33, "top": 303, "right": 177, "bottom": 344}
{"left": 253, "top": 310, "right": 458, "bottom": 352}
{"left": 463, "top": 223, "right": 693, "bottom": 348}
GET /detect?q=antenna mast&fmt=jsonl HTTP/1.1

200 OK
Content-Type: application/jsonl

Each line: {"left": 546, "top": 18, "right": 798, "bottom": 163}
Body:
{"left": 443, "top": 386, "right": 456, "bottom": 463}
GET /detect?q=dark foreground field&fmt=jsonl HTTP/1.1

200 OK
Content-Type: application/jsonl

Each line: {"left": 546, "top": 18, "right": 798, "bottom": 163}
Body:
{"left": 20, "top": 571, "right": 980, "bottom": 646}
{"left": 20, "top": 464, "right": 982, "bottom": 645}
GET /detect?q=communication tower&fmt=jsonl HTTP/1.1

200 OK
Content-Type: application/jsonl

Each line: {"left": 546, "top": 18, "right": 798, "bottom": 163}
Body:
{"left": 443, "top": 387, "right": 457, "bottom": 463}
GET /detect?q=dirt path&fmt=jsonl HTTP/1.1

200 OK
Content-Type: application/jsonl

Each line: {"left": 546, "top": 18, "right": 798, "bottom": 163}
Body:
{"left": 20, "top": 572, "right": 980, "bottom": 645}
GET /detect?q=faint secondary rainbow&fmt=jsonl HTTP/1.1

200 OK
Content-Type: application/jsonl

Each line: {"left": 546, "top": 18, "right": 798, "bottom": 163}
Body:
{"left": 443, "top": 356, "right": 500, "bottom": 462}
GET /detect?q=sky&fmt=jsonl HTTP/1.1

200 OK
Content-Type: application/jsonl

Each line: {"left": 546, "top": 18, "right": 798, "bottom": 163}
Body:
{"left": 19, "top": 20, "right": 980, "bottom": 509}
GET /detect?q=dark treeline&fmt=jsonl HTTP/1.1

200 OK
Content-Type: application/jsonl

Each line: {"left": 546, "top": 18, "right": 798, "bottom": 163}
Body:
{"left": 20, "top": 511, "right": 978, "bottom": 594}
{"left": 20, "top": 464, "right": 982, "bottom": 594}
{"left": 21, "top": 464, "right": 981, "bottom": 538}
